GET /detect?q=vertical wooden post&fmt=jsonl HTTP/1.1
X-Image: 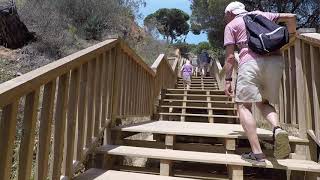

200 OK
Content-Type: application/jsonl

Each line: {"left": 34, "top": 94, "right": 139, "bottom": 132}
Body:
{"left": 52, "top": 73, "right": 70, "bottom": 180}
{"left": 86, "top": 59, "right": 96, "bottom": 146}
{"left": 18, "top": 90, "right": 40, "bottom": 180}
{"left": 37, "top": 80, "right": 57, "bottom": 180}
{"left": 295, "top": 39, "right": 309, "bottom": 158}
{"left": 160, "top": 134, "right": 175, "bottom": 176}
{"left": 207, "top": 91, "right": 214, "bottom": 123}
{"left": 94, "top": 56, "right": 103, "bottom": 137}
{"left": 181, "top": 90, "right": 187, "bottom": 121}
{"left": 0, "top": 101, "right": 19, "bottom": 180}
{"left": 228, "top": 165, "right": 243, "bottom": 180}
{"left": 76, "top": 63, "right": 88, "bottom": 161}
{"left": 64, "top": 68, "right": 80, "bottom": 178}
{"left": 310, "top": 46, "right": 320, "bottom": 140}
{"left": 289, "top": 46, "right": 297, "bottom": 125}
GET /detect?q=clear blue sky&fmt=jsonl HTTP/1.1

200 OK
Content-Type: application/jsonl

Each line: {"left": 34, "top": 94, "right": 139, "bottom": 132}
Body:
{"left": 138, "top": 0, "right": 208, "bottom": 44}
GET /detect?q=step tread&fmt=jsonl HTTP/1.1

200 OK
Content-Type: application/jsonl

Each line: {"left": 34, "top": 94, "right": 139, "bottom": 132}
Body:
{"left": 74, "top": 169, "right": 196, "bottom": 180}
{"left": 97, "top": 145, "right": 320, "bottom": 172}
{"left": 159, "top": 112, "right": 239, "bottom": 119}
{"left": 112, "top": 121, "right": 307, "bottom": 143}
{"left": 163, "top": 99, "right": 234, "bottom": 103}
{"left": 167, "top": 89, "right": 223, "bottom": 92}
{"left": 165, "top": 94, "right": 231, "bottom": 98}
{"left": 160, "top": 105, "right": 236, "bottom": 110}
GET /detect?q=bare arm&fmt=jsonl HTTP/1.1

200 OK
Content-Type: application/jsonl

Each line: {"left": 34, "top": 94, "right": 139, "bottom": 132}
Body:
{"left": 225, "top": 45, "right": 236, "bottom": 79}
{"left": 277, "top": 13, "right": 297, "bottom": 35}
{"left": 224, "top": 45, "right": 236, "bottom": 96}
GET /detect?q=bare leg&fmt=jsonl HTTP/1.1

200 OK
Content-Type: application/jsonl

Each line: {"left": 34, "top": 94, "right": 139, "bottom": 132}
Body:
{"left": 256, "top": 100, "right": 279, "bottom": 129}
{"left": 238, "top": 103, "right": 263, "bottom": 154}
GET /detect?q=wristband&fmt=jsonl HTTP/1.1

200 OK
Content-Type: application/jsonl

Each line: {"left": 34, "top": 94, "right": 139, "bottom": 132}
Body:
{"left": 225, "top": 78, "right": 232, "bottom": 82}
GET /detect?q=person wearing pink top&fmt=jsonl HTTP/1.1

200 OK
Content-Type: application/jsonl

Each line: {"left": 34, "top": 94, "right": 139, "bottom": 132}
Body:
{"left": 223, "top": 1, "right": 297, "bottom": 164}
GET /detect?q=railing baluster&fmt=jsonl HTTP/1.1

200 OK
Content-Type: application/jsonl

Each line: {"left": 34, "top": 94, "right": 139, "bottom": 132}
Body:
{"left": 52, "top": 73, "right": 70, "bottom": 180}
{"left": 101, "top": 52, "right": 108, "bottom": 128}
{"left": 77, "top": 63, "right": 88, "bottom": 161}
{"left": 310, "top": 46, "right": 320, "bottom": 140}
{"left": 0, "top": 101, "right": 19, "bottom": 180}
{"left": 36, "top": 80, "right": 57, "bottom": 180}
{"left": 18, "top": 90, "right": 40, "bottom": 180}
{"left": 65, "top": 68, "right": 80, "bottom": 177}
{"left": 94, "top": 55, "right": 103, "bottom": 137}
{"left": 86, "top": 59, "right": 96, "bottom": 146}
{"left": 288, "top": 46, "right": 297, "bottom": 125}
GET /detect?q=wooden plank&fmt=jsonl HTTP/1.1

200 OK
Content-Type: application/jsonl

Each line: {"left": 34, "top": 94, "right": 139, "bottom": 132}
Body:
{"left": 165, "top": 94, "right": 230, "bottom": 98}
{"left": 18, "top": 90, "right": 40, "bottom": 180}
{"left": 160, "top": 160, "right": 173, "bottom": 176}
{"left": 0, "top": 101, "right": 19, "bottom": 180}
{"left": 181, "top": 90, "right": 187, "bottom": 121}
{"left": 0, "top": 39, "right": 118, "bottom": 107}
{"left": 64, "top": 68, "right": 80, "bottom": 177}
{"left": 310, "top": 46, "right": 320, "bottom": 141}
{"left": 289, "top": 46, "right": 297, "bottom": 125}
{"left": 36, "top": 80, "right": 57, "bottom": 180}
{"left": 97, "top": 145, "right": 320, "bottom": 172}
{"left": 112, "top": 121, "right": 308, "bottom": 143}
{"left": 302, "top": 42, "right": 314, "bottom": 132}
{"left": 228, "top": 165, "right": 243, "bottom": 180}
{"left": 86, "top": 59, "right": 96, "bottom": 146}
{"left": 94, "top": 55, "right": 103, "bottom": 137}
{"left": 295, "top": 39, "right": 308, "bottom": 138}
{"left": 52, "top": 73, "right": 70, "bottom": 180}
{"left": 159, "top": 112, "right": 239, "bottom": 119}
{"left": 224, "top": 139, "right": 236, "bottom": 152}
{"left": 76, "top": 63, "right": 88, "bottom": 161}
{"left": 160, "top": 105, "right": 236, "bottom": 111}
{"left": 283, "top": 50, "right": 291, "bottom": 124}
{"left": 100, "top": 52, "right": 108, "bottom": 127}
{"left": 207, "top": 91, "right": 214, "bottom": 123}
{"left": 163, "top": 99, "right": 234, "bottom": 104}
{"left": 74, "top": 169, "right": 197, "bottom": 180}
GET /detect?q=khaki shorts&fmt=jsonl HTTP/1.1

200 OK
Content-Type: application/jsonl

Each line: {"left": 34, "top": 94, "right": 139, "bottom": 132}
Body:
{"left": 235, "top": 56, "right": 284, "bottom": 104}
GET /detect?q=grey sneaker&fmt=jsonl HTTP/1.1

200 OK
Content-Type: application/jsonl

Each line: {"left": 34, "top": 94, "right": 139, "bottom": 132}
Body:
{"left": 273, "top": 127, "right": 291, "bottom": 159}
{"left": 241, "top": 152, "right": 266, "bottom": 166}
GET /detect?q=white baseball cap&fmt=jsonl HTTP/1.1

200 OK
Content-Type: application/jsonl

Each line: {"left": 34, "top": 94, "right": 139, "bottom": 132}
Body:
{"left": 225, "top": 1, "right": 247, "bottom": 15}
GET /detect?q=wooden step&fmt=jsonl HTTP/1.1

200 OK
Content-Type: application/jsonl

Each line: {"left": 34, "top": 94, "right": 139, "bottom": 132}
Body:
{"left": 163, "top": 99, "right": 234, "bottom": 104}
{"left": 165, "top": 94, "right": 231, "bottom": 98}
{"left": 112, "top": 121, "right": 307, "bottom": 143}
{"left": 97, "top": 145, "right": 320, "bottom": 173}
{"left": 167, "top": 89, "right": 224, "bottom": 93}
{"left": 74, "top": 169, "right": 196, "bottom": 180}
{"left": 159, "top": 112, "right": 239, "bottom": 119}
{"left": 160, "top": 105, "right": 237, "bottom": 111}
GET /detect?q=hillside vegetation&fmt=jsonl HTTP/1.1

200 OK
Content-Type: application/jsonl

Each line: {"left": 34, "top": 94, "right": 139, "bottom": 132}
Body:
{"left": 0, "top": 0, "right": 169, "bottom": 83}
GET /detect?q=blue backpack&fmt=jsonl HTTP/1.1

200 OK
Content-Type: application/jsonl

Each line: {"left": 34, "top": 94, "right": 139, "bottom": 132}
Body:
{"left": 243, "top": 14, "right": 289, "bottom": 55}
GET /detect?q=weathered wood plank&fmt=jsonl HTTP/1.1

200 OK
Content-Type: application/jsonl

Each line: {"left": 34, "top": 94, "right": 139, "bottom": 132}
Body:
{"left": 18, "top": 90, "right": 40, "bottom": 180}
{"left": 86, "top": 59, "right": 96, "bottom": 146}
{"left": 52, "top": 73, "right": 70, "bottom": 180}
{"left": 310, "top": 46, "right": 320, "bottom": 141}
{"left": 94, "top": 55, "right": 102, "bottom": 137}
{"left": 76, "top": 63, "right": 88, "bottom": 161}
{"left": 0, "top": 101, "right": 19, "bottom": 180}
{"left": 64, "top": 68, "right": 80, "bottom": 178}
{"left": 36, "top": 80, "right": 57, "bottom": 180}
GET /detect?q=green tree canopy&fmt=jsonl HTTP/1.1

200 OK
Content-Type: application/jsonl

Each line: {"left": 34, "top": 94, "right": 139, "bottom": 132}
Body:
{"left": 190, "top": 0, "right": 320, "bottom": 47}
{"left": 144, "top": 8, "right": 190, "bottom": 43}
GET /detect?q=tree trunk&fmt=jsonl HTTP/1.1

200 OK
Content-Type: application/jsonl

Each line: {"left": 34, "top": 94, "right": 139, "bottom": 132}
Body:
{"left": 0, "top": 2, "right": 34, "bottom": 49}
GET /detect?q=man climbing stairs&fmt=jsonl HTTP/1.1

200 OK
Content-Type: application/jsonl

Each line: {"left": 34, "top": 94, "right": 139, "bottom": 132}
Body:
{"left": 74, "top": 76, "right": 320, "bottom": 180}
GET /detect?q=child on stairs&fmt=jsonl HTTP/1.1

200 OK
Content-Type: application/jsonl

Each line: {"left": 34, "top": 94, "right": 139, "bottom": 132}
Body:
{"left": 180, "top": 59, "right": 193, "bottom": 90}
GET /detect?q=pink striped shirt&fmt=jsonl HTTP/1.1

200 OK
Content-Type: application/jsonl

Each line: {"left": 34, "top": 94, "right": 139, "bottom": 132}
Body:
{"left": 224, "top": 11, "right": 280, "bottom": 65}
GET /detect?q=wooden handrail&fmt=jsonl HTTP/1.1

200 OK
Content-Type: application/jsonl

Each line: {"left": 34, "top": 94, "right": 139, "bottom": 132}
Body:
{"left": 0, "top": 38, "right": 181, "bottom": 179}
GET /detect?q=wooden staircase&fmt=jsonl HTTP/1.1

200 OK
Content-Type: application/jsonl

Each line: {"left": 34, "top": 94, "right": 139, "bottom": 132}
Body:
{"left": 75, "top": 76, "right": 320, "bottom": 180}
